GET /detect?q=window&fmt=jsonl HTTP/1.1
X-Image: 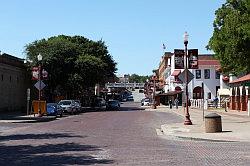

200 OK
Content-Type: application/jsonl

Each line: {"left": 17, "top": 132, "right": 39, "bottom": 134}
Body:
{"left": 1, "top": 74, "right": 3, "bottom": 81}
{"left": 204, "top": 69, "right": 210, "bottom": 79}
{"left": 207, "top": 92, "right": 211, "bottom": 99}
{"left": 215, "top": 71, "right": 220, "bottom": 79}
{"left": 10, "top": 76, "right": 12, "bottom": 82}
{"left": 195, "top": 70, "right": 201, "bottom": 79}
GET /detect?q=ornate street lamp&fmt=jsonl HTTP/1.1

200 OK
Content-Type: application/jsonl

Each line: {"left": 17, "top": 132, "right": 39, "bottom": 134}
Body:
{"left": 37, "top": 53, "right": 42, "bottom": 116}
{"left": 152, "top": 72, "right": 157, "bottom": 109}
{"left": 183, "top": 32, "right": 192, "bottom": 125}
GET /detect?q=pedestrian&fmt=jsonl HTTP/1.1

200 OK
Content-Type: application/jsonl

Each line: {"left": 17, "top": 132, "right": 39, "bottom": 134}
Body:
{"left": 174, "top": 98, "right": 179, "bottom": 109}
{"left": 169, "top": 99, "right": 172, "bottom": 109}
{"left": 213, "top": 96, "right": 219, "bottom": 108}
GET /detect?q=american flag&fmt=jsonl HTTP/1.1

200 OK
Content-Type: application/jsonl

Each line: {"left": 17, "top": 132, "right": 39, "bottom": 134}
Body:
{"left": 162, "top": 43, "right": 166, "bottom": 49}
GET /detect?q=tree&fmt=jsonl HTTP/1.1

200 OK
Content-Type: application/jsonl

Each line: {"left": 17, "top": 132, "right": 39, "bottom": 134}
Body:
{"left": 25, "top": 35, "right": 117, "bottom": 100}
{"left": 207, "top": 0, "right": 250, "bottom": 75}
{"left": 129, "top": 74, "right": 150, "bottom": 83}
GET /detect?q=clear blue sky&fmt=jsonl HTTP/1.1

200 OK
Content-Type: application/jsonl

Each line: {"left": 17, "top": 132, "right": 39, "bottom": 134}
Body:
{"left": 0, "top": 0, "right": 225, "bottom": 76}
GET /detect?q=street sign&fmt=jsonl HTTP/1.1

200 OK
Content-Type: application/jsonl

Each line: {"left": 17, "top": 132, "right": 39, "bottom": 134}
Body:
{"left": 34, "top": 80, "right": 46, "bottom": 90}
{"left": 178, "top": 69, "right": 194, "bottom": 84}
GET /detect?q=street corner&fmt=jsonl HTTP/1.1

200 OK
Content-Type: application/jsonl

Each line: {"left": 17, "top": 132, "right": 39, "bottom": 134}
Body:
{"left": 160, "top": 124, "right": 190, "bottom": 136}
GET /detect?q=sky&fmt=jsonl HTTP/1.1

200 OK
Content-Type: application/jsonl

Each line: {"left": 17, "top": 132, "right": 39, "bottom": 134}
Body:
{"left": 0, "top": 0, "right": 226, "bottom": 76}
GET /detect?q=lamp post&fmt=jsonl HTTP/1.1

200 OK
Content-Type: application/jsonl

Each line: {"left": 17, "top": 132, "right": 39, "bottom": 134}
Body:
{"left": 146, "top": 79, "right": 149, "bottom": 98}
{"left": 183, "top": 32, "right": 192, "bottom": 125}
{"left": 152, "top": 72, "right": 157, "bottom": 109}
{"left": 37, "top": 53, "right": 42, "bottom": 117}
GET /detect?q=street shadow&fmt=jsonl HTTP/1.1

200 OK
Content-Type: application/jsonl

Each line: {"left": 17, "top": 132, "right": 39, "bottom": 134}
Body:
{"left": 221, "top": 130, "right": 232, "bottom": 133}
{"left": 0, "top": 142, "right": 114, "bottom": 165}
{"left": 0, "top": 133, "right": 84, "bottom": 142}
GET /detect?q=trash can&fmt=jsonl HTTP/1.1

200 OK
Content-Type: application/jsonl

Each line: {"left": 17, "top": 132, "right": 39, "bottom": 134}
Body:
{"left": 205, "top": 113, "right": 222, "bottom": 133}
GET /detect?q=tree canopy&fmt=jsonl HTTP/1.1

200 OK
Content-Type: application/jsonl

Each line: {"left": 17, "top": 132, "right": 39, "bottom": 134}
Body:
{"left": 25, "top": 35, "right": 117, "bottom": 99}
{"left": 128, "top": 74, "right": 150, "bottom": 83}
{"left": 207, "top": 0, "right": 250, "bottom": 75}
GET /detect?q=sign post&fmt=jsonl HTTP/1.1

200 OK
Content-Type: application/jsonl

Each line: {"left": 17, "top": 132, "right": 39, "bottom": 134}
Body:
{"left": 27, "top": 88, "right": 30, "bottom": 115}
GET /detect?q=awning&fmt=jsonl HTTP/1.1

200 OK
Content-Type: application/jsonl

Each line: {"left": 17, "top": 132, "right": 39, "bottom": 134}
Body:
{"left": 229, "top": 73, "right": 250, "bottom": 84}
{"left": 171, "top": 70, "right": 181, "bottom": 76}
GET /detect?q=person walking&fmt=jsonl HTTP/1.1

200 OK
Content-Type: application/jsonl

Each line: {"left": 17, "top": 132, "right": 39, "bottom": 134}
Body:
{"left": 174, "top": 98, "right": 179, "bottom": 109}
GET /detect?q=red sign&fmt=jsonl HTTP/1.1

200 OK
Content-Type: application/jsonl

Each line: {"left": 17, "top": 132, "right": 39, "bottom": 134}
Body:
{"left": 42, "top": 69, "right": 48, "bottom": 79}
{"left": 174, "top": 49, "right": 184, "bottom": 69}
{"left": 188, "top": 49, "right": 198, "bottom": 69}
{"left": 32, "top": 67, "right": 39, "bottom": 80}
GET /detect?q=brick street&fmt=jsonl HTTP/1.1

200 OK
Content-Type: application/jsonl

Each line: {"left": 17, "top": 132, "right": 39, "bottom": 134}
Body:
{"left": 0, "top": 102, "right": 249, "bottom": 165}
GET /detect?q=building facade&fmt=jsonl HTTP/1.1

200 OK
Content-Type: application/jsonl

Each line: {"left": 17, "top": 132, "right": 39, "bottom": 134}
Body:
{"left": 161, "top": 52, "right": 220, "bottom": 104}
{"left": 0, "top": 53, "right": 29, "bottom": 112}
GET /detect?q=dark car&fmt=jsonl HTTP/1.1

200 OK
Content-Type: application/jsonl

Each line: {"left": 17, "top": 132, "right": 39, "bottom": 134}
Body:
{"left": 127, "top": 95, "right": 134, "bottom": 101}
{"left": 106, "top": 100, "right": 120, "bottom": 110}
{"left": 46, "top": 103, "right": 63, "bottom": 117}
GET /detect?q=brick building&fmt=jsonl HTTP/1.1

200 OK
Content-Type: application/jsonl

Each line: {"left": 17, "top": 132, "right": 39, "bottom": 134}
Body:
{"left": 0, "top": 53, "right": 29, "bottom": 112}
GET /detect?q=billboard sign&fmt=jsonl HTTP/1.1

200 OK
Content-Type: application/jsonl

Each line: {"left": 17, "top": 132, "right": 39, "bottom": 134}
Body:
{"left": 188, "top": 49, "right": 198, "bottom": 69}
{"left": 174, "top": 49, "right": 184, "bottom": 69}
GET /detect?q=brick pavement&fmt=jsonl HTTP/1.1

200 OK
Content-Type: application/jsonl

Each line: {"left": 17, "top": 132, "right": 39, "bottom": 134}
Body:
{"left": 145, "top": 105, "right": 250, "bottom": 142}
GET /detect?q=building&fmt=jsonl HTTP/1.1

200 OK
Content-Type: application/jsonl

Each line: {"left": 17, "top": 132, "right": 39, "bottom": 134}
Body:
{"left": 228, "top": 73, "right": 250, "bottom": 112}
{"left": 0, "top": 53, "right": 29, "bottom": 112}
{"left": 159, "top": 50, "right": 220, "bottom": 105}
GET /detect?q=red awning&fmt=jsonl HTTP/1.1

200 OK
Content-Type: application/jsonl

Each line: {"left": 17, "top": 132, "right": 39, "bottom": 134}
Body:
{"left": 171, "top": 70, "right": 181, "bottom": 76}
{"left": 230, "top": 73, "right": 250, "bottom": 84}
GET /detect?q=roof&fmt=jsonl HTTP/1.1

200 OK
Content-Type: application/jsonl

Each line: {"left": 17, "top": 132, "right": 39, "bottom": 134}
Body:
{"left": 198, "top": 60, "right": 220, "bottom": 66}
{"left": 171, "top": 70, "right": 181, "bottom": 76}
{"left": 229, "top": 73, "right": 250, "bottom": 84}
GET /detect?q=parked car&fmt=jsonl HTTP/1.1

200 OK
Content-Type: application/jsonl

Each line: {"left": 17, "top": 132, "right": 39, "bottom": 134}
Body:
{"left": 74, "top": 100, "right": 82, "bottom": 112}
{"left": 46, "top": 103, "right": 63, "bottom": 117}
{"left": 127, "top": 95, "right": 134, "bottom": 101}
{"left": 58, "top": 100, "right": 77, "bottom": 114}
{"left": 93, "top": 98, "right": 106, "bottom": 111}
{"left": 141, "top": 98, "right": 150, "bottom": 106}
{"left": 106, "top": 100, "right": 120, "bottom": 110}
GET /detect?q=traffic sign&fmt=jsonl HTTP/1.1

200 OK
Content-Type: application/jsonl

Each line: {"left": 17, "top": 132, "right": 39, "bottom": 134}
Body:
{"left": 34, "top": 81, "right": 46, "bottom": 90}
{"left": 178, "top": 69, "right": 194, "bottom": 84}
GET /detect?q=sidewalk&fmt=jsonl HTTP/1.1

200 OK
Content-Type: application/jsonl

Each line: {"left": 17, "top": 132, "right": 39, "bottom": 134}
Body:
{"left": 147, "top": 105, "right": 250, "bottom": 142}
{"left": 0, "top": 111, "right": 57, "bottom": 123}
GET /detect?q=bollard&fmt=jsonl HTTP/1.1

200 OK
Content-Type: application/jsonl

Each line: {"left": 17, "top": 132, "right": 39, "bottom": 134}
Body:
{"left": 205, "top": 113, "right": 222, "bottom": 133}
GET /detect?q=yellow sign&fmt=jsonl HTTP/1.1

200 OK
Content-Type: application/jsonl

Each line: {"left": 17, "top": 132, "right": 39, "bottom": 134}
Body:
{"left": 32, "top": 100, "right": 46, "bottom": 115}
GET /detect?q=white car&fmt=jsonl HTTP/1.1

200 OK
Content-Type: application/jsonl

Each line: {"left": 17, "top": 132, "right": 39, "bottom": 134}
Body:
{"left": 141, "top": 98, "right": 150, "bottom": 106}
{"left": 58, "top": 100, "right": 77, "bottom": 114}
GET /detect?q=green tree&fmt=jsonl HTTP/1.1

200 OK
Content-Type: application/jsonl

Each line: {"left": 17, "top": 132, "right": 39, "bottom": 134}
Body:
{"left": 25, "top": 35, "right": 117, "bottom": 100}
{"left": 207, "top": 0, "right": 250, "bottom": 75}
{"left": 129, "top": 74, "right": 150, "bottom": 83}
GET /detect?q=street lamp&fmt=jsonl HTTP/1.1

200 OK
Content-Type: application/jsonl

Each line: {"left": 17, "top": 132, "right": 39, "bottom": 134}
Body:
{"left": 37, "top": 53, "right": 42, "bottom": 116}
{"left": 152, "top": 72, "right": 157, "bottom": 109}
{"left": 183, "top": 32, "right": 192, "bottom": 125}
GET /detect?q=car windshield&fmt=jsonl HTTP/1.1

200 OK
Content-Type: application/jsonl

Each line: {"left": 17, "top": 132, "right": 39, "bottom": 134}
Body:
{"left": 59, "top": 101, "right": 71, "bottom": 105}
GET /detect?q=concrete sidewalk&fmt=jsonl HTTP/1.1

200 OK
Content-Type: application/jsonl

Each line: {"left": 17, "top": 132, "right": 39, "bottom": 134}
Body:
{"left": 147, "top": 105, "right": 250, "bottom": 142}
{"left": 0, "top": 112, "right": 57, "bottom": 123}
